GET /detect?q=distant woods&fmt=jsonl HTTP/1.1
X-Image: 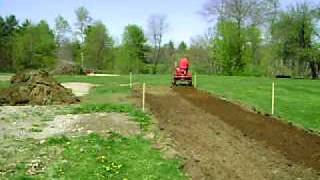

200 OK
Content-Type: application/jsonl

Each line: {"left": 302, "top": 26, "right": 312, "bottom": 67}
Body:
{"left": 1, "top": 2, "right": 320, "bottom": 78}
{"left": 201, "top": 0, "right": 320, "bottom": 78}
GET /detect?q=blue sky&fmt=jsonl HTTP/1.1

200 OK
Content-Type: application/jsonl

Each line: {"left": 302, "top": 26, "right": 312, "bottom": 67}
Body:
{"left": 0, "top": 0, "right": 317, "bottom": 44}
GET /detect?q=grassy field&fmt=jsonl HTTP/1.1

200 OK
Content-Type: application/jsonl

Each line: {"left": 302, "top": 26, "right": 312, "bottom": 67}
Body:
{"left": 5, "top": 134, "right": 185, "bottom": 180}
{"left": 195, "top": 75, "right": 320, "bottom": 132}
{"left": 0, "top": 75, "right": 187, "bottom": 180}
{"left": 2, "top": 74, "right": 320, "bottom": 131}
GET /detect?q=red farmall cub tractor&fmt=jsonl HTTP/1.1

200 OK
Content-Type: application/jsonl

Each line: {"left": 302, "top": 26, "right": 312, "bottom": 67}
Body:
{"left": 172, "top": 58, "right": 193, "bottom": 86}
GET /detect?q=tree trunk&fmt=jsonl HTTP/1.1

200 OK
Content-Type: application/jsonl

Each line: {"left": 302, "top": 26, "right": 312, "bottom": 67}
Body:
{"left": 317, "top": 62, "right": 320, "bottom": 78}
{"left": 236, "top": 18, "right": 243, "bottom": 72}
{"left": 152, "top": 48, "right": 160, "bottom": 74}
{"left": 309, "top": 61, "right": 317, "bottom": 79}
{"left": 152, "top": 38, "right": 162, "bottom": 74}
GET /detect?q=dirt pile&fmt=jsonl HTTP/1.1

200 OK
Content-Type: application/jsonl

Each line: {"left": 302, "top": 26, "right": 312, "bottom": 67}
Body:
{"left": 0, "top": 70, "right": 80, "bottom": 105}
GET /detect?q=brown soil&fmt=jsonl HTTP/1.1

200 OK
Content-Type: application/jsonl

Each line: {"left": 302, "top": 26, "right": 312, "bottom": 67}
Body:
{"left": 145, "top": 87, "right": 320, "bottom": 180}
{"left": 0, "top": 70, "right": 79, "bottom": 105}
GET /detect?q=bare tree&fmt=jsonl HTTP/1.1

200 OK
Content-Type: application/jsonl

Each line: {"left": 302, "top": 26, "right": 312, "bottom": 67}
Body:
{"left": 54, "top": 15, "right": 71, "bottom": 46}
{"left": 202, "top": 0, "right": 277, "bottom": 26}
{"left": 75, "top": 6, "right": 92, "bottom": 69}
{"left": 54, "top": 15, "right": 74, "bottom": 73}
{"left": 148, "top": 14, "right": 169, "bottom": 74}
{"left": 190, "top": 28, "right": 216, "bottom": 74}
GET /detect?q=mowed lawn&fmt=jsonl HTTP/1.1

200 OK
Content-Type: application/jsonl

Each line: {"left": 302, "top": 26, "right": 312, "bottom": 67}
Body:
{"left": 196, "top": 75, "right": 320, "bottom": 132}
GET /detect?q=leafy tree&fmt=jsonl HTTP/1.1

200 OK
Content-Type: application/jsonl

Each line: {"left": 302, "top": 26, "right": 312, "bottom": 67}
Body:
{"left": 0, "top": 15, "right": 19, "bottom": 71}
{"left": 178, "top": 41, "right": 187, "bottom": 52}
{"left": 84, "top": 21, "right": 114, "bottom": 70}
{"left": 213, "top": 21, "right": 242, "bottom": 74}
{"left": 118, "top": 24, "right": 147, "bottom": 73}
{"left": 162, "top": 40, "right": 176, "bottom": 66}
{"left": 203, "top": 0, "right": 276, "bottom": 74}
{"left": 272, "top": 2, "right": 320, "bottom": 78}
{"left": 12, "top": 20, "right": 56, "bottom": 70}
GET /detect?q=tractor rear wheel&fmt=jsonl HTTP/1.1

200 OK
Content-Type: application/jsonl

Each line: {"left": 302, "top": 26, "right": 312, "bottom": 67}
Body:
{"left": 171, "top": 79, "right": 177, "bottom": 87}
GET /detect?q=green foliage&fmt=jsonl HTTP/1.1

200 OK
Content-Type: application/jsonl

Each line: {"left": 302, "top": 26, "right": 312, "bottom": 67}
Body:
{"left": 271, "top": 3, "right": 320, "bottom": 78}
{"left": 211, "top": 20, "right": 264, "bottom": 76}
{"left": 213, "top": 21, "right": 244, "bottom": 75}
{"left": 12, "top": 20, "right": 56, "bottom": 71}
{"left": 46, "top": 135, "right": 70, "bottom": 145}
{"left": 178, "top": 41, "right": 187, "bottom": 52}
{"left": 116, "top": 24, "right": 147, "bottom": 73}
{"left": 84, "top": 21, "right": 114, "bottom": 70}
{"left": 0, "top": 15, "right": 19, "bottom": 71}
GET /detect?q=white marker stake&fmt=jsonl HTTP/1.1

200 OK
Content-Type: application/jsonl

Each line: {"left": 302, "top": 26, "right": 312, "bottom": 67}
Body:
{"left": 142, "top": 83, "right": 146, "bottom": 112}
{"left": 130, "top": 72, "right": 132, "bottom": 88}
{"left": 194, "top": 72, "right": 197, "bottom": 88}
{"left": 272, "top": 82, "right": 275, "bottom": 115}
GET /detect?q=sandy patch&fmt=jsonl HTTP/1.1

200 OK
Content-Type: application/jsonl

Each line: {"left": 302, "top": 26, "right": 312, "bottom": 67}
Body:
{"left": 61, "top": 82, "right": 97, "bottom": 97}
{"left": 34, "top": 112, "right": 140, "bottom": 139}
{"left": 0, "top": 75, "right": 12, "bottom": 81}
{"left": 0, "top": 105, "right": 140, "bottom": 140}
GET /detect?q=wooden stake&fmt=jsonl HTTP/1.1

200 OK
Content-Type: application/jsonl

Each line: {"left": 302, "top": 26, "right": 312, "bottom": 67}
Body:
{"left": 272, "top": 82, "right": 275, "bottom": 115}
{"left": 129, "top": 72, "right": 132, "bottom": 88}
{"left": 194, "top": 72, "right": 197, "bottom": 87}
{"left": 142, "top": 83, "right": 146, "bottom": 112}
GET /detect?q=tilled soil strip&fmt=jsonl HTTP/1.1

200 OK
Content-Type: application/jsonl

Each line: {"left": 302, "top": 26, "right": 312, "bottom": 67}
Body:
{"left": 145, "top": 88, "right": 319, "bottom": 179}
{"left": 174, "top": 87, "right": 320, "bottom": 171}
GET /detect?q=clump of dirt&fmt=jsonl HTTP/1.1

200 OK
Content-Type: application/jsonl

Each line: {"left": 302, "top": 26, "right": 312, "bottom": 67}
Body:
{"left": 0, "top": 70, "right": 79, "bottom": 105}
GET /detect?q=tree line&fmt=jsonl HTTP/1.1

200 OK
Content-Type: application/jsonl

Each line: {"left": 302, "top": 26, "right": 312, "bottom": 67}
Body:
{"left": 199, "top": 0, "right": 320, "bottom": 78}
{"left": 1, "top": 1, "right": 320, "bottom": 78}
{"left": 0, "top": 6, "right": 187, "bottom": 74}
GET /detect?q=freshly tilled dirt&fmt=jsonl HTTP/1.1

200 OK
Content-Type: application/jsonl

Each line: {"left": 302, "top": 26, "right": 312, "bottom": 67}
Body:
{"left": 145, "top": 87, "right": 320, "bottom": 180}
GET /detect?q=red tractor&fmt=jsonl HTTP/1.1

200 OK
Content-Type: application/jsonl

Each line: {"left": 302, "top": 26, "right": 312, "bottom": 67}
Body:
{"left": 172, "top": 57, "right": 193, "bottom": 86}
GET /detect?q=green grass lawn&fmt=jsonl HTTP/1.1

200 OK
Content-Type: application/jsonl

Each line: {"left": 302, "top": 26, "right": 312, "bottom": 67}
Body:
{"left": 5, "top": 134, "right": 185, "bottom": 180}
{"left": 0, "top": 74, "right": 187, "bottom": 180}
{"left": 196, "top": 75, "right": 320, "bottom": 132}
{"left": 56, "top": 75, "right": 133, "bottom": 104}
{"left": 0, "top": 81, "right": 9, "bottom": 89}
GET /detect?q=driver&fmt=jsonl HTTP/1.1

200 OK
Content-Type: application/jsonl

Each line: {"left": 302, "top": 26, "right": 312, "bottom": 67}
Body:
{"left": 179, "top": 57, "right": 190, "bottom": 75}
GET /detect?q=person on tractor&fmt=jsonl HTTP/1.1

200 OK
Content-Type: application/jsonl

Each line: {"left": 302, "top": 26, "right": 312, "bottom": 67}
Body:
{"left": 178, "top": 57, "right": 190, "bottom": 75}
